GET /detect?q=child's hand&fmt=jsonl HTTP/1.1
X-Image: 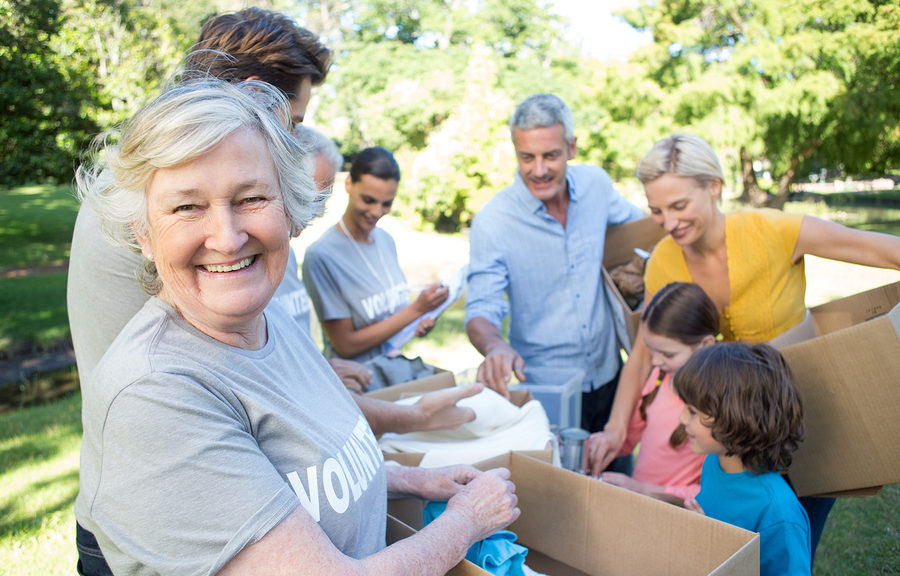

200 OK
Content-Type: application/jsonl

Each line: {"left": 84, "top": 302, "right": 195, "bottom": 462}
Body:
{"left": 684, "top": 498, "right": 705, "bottom": 515}
{"left": 601, "top": 472, "right": 659, "bottom": 496}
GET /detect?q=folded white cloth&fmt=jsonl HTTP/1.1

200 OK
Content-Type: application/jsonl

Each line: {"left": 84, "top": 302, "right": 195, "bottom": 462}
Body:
{"left": 379, "top": 388, "right": 556, "bottom": 468}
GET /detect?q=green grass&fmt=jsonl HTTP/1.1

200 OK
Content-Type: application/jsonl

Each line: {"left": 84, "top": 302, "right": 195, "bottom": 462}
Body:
{"left": 0, "top": 184, "right": 79, "bottom": 354}
{"left": 0, "top": 391, "right": 896, "bottom": 574}
{"left": 814, "top": 485, "right": 900, "bottom": 574}
{"left": 0, "top": 185, "right": 79, "bottom": 270}
{"left": 0, "top": 274, "right": 70, "bottom": 353}
{"left": 0, "top": 393, "right": 81, "bottom": 576}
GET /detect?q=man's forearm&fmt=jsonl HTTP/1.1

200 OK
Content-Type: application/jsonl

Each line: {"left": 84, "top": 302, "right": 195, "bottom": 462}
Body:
{"left": 465, "top": 316, "right": 506, "bottom": 357}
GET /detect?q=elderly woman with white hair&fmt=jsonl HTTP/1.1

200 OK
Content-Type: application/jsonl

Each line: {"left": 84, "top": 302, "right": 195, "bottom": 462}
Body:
{"left": 74, "top": 78, "right": 518, "bottom": 576}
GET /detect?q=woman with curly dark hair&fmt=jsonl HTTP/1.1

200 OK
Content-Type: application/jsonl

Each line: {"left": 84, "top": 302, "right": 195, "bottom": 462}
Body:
{"left": 674, "top": 342, "right": 809, "bottom": 576}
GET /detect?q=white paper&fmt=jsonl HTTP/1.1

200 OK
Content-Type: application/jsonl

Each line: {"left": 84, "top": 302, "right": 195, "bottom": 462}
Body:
{"left": 385, "top": 265, "right": 468, "bottom": 353}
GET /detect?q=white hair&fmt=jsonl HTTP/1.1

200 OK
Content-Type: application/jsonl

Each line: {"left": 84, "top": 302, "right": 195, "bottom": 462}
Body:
{"left": 75, "top": 78, "right": 322, "bottom": 293}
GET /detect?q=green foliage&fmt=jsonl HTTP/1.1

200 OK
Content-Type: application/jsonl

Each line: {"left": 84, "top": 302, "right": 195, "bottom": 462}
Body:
{"left": 0, "top": 0, "right": 99, "bottom": 185}
{"left": 320, "top": 41, "right": 468, "bottom": 153}
{"left": 53, "top": 0, "right": 197, "bottom": 129}
{"left": 405, "top": 45, "right": 514, "bottom": 231}
{"left": 619, "top": 0, "right": 900, "bottom": 203}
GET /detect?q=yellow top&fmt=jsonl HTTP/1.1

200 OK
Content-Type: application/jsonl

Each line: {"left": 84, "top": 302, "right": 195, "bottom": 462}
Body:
{"left": 645, "top": 208, "right": 806, "bottom": 343}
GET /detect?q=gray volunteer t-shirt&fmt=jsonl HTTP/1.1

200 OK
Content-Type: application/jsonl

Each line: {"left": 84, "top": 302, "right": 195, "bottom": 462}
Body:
{"left": 67, "top": 206, "right": 149, "bottom": 379}
{"left": 75, "top": 298, "right": 387, "bottom": 576}
{"left": 303, "top": 226, "right": 408, "bottom": 362}
{"left": 272, "top": 247, "right": 312, "bottom": 331}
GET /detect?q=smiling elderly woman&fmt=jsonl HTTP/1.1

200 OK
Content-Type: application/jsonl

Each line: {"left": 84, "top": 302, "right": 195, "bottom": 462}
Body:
{"left": 74, "top": 79, "right": 518, "bottom": 576}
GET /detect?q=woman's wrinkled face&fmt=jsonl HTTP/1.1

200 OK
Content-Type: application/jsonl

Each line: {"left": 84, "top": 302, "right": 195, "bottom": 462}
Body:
{"left": 644, "top": 173, "right": 720, "bottom": 247}
{"left": 137, "top": 128, "right": 291, "bottom": 335}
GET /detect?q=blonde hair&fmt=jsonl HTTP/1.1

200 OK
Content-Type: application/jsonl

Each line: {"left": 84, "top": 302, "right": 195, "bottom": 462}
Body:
{"left": 636, "top": 134, "right": 724, "bottom": 188}
{"left": 75, "top": 78, "right": 322, "bottom": 294}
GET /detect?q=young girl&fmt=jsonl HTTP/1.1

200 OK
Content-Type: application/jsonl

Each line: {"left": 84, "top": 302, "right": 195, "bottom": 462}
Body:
{"left": 675, "top": 342, "right": 810, "bottom": 576}
{"left": 303, "top": 147, "right": 449, "bottom": 364}
{"left": 595, "top": 282, "right": 717, "bottom": 503}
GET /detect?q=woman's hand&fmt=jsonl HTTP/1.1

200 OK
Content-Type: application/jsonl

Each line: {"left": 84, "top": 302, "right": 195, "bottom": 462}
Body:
{"left": 600, "top": 472, "right": 660, "bottom": 496}
{"left": 586, "top": 429, "right": 625, "bottom": 477}
{"left": 445, "top": 468, "right": 520, "bottom": 542}
{"left": 413, "top": 283, "right": 449, "bottom": 314}
{"left": 327, "top": 358, "right": 373, "bottom": 393}
{"left": 411, "top": 465, "right": 481, "bottom": 501}
{"left": 415, "top": 317, "right": 435, "bottom": 337}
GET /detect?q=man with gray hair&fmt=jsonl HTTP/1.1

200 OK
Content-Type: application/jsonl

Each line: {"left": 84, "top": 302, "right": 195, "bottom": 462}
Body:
{"left": 465, "top": 93, "right": 644, "bottom": 439}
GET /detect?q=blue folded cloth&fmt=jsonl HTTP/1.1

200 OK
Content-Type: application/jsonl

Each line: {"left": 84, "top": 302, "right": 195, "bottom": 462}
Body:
{"left": 423, "top": 501, "right": 529, "bottom": 576}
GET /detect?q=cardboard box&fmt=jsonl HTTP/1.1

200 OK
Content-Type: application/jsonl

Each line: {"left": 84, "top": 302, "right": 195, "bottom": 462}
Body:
{"left": 389, "top": 452, "right": 759, "bottom": 576}
{"left": 770, "top": 281, "right": 900, "bottom": 497}
{"left": 603, "top": 217, "right": 667, "bottom": 351}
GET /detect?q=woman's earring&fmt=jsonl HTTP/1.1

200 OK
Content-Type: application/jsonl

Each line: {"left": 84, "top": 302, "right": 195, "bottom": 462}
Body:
{"left": 146, "top": 253, "right": 153, "bottom": 261}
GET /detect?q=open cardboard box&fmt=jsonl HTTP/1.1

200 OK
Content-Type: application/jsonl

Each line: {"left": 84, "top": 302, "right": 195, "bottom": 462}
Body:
{"left": 771, "top": 281, "right": 900, "bottom": 497}
{"left": 389, "top": 452, "right": 759, "bottom": 576}
{"left": 603, "top": 217, "right": 667, "bottom": 351}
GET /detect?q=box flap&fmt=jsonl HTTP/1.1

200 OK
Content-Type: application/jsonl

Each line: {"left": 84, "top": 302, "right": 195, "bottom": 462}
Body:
{"left": 783, "top": 303, "right": 900, "bottom": 496}
{"left": 806, "top": 281, "right": 900, "bottom": 335}
{"left": 603, "top": 217, "right": 667, "bottom": 268}
{"left": 365, "top": 371, "right": 457, "bottom": 401}
{"left": 602, "top": 217, "right": 667, "bottom": 350}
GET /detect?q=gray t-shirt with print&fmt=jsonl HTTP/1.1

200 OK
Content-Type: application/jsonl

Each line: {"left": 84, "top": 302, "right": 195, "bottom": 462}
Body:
{"left": 272, "top": 247, "right": 312, "bottom": 332}
{"left": 75, "top": 298, "right": 387, "bottom": 576}
{"left": 302, "top": 226, "right": 408, "bottom": 363}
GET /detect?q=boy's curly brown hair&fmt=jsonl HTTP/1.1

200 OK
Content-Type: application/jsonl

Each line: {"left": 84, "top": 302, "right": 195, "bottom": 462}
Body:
{"left": 673, "top": 342, "right": 805, "bottom": 473}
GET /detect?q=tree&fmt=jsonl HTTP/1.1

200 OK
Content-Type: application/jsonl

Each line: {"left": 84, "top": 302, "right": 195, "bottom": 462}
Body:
{"left": 619, "top": 0, "right": 900, "bottom": 207}
{"left": 407, "top": 44, "right": 514, "bottom": 231}
{"left": 0, "top": 0, "right": 98, "bottom": 185}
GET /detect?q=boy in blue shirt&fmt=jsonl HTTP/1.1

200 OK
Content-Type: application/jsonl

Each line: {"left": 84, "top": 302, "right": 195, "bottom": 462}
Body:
{"left": 674, "top": 342, "right": 811, "bottom": 576}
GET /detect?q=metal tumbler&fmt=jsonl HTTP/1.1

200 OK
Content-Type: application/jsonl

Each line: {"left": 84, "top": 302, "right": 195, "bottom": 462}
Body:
{"left": 558, "top": 427, "right": 590, "bottom": 473}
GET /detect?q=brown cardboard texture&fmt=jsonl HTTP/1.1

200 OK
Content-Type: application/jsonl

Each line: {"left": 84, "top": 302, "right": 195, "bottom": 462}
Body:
{"left": 365, "top": 371, "right": 458, "bottom": 401}
{"left": 603, "top": 217, "right": 667, "bottom": 350}
{"left": 386, "top": 515, "right": 485, "bottom": 576}
{"left": 390, "top": 452, "right": 759, "bottom": 576}
{"left": 773, "top": 281, "right": 900, "bottom": 497}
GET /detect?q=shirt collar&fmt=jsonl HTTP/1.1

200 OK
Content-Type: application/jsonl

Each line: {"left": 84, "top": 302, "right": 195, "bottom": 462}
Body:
{"left": 514, "top": 168, "right": 578, "bottom": 214}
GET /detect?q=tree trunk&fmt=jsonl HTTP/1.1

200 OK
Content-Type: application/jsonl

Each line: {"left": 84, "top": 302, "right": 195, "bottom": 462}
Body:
{"left": 739, "top": 146, "right": 769, "bottom": 208}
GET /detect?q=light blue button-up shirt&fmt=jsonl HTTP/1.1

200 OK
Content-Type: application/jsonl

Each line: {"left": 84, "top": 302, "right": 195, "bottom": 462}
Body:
{"left": 465, "top": 164, "right": 644, "bottom": 391}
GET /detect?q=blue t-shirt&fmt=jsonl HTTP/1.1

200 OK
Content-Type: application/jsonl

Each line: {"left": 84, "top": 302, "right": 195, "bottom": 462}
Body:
{"left": 697, "top": 455, "right": 811, "bottom": 576}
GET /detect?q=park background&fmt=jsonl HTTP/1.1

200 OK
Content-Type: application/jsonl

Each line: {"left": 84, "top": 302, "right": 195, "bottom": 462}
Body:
{"left": 1, "top": 0, "right": 899, "bottom": 573}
